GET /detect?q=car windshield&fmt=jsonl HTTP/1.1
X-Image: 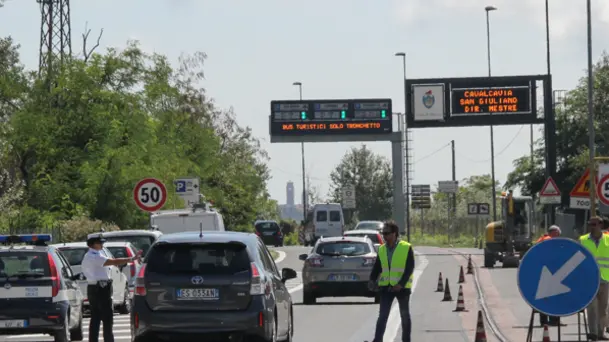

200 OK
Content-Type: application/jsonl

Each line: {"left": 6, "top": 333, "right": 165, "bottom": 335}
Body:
{"left": 103, "top": 236, "right": 155, "bottom": 255}
{"left": 146, "top": 243, "right": 251, "bottom": 275}
{"left": 255, "top": 222, "right": 279, "bottom": 232}
{"left": 0, "top": 252, "right": 50, "bottom": 277}
{"left": 316, "top": 242, "right": 370, "bottom": 256}
{"left": 346, "top": 233, "right": 380, "bottom": 244}
{"left": 356, "top": 222, "right": 383, "bottom": 230}
{"left": 58, "top": 247, "right": 88, "bottom": 266}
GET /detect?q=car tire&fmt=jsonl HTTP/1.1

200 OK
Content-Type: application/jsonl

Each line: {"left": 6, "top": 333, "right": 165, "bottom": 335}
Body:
{"left": 302, "top": 291, "right": 316, "bottom": 305}
{"left": 54, "top": 315, "right": 69, "bottom": 342}
{"left": 117, "top": 284, "right": 131, "bottom": 314}
{"left": 69, "top": 308, "right": 84, "bottom": 341}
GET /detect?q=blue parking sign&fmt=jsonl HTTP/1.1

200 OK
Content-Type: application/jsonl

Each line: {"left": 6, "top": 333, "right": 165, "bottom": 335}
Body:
{"left": 175, "top": 180, "right": 186, "bottom": 193}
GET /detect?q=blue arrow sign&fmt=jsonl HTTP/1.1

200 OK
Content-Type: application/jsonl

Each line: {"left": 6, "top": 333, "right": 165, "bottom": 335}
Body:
{"left": 518, "top": 237, "right": 600, "bottom": 316}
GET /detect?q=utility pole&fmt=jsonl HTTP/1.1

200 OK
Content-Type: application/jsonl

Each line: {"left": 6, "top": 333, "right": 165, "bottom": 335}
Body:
{"left": 586, "top": 0, "right": 597, "bottom": 216}
{"left": 451, "top": 140, "right": 456, "bottom": 220}
{"left": 485, "top": 5, "right": 498, "bottom": 222}
{"left": 292, "top": 82, "right": 307, "bottom": 221}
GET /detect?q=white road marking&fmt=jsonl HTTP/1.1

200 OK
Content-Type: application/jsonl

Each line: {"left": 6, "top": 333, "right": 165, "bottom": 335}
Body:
{"left": 274, "top": 250, "right": 287, "bottom": 264}
{"left": 384, "top": 251, "right": 429, "bottom": 341}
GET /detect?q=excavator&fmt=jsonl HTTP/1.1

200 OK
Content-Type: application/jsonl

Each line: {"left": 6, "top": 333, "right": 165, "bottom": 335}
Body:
{"left": 484, "top": 190, "right": 535, "bottom": 268}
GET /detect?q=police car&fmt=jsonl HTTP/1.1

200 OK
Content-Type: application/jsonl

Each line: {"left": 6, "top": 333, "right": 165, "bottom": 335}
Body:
{"left": 0, "top": 234, "right": 84, "bottom": 342}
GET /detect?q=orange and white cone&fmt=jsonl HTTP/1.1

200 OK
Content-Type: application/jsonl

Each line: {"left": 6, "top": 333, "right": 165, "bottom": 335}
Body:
{"left": 453, "top": 285, "right": 467, "bottom": 312}
{"left": 467, "top": 255, "right": 474, "bottom": 274}
{"left": 436, "top": 272, "right": 444, "bottom": 292}
{"left": 474, "top": 310, "right": 487, "bottom": 342}
{"left": 458, "top": 265, "right": 466, "bottom": 283}
{"left": 442, "top": 278, "right": 452, "bottom": 301}
{"left": 542, "top": 324, "right": 550, "bottom": 342}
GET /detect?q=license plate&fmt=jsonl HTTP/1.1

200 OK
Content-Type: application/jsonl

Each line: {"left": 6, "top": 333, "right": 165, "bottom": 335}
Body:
{"left": 328, "top": 274, "right": 357, "bottom": 281}
{"left": 177, "top": 288, "right": 219, "bottom": 300}
{"left": 263, "top": 231, "right": 274, "bottom": 236}
{"left": 0, "top": 320, "right": 27, "bottom": 328}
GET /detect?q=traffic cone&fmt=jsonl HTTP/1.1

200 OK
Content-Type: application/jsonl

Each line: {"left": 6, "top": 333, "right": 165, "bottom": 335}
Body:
{"left": 442, "top": 278, "right": 452, "bottom": 301}
{"left": 453, "top": 285, "right": 467, "bottom": 312}
{"left": 458, "top": 265, "right": 465, "bottom": 283}
{"left": 542, "top": 324, "right": 550, "bottom": 342}
{"left": 467, "top": 255, "right": 474, "bottom": 274}
{"left": 474, "top": 310, "right": 487, "bottom": 342}
{"left": 436, "top": 272, "right": 444, "bottom": 292}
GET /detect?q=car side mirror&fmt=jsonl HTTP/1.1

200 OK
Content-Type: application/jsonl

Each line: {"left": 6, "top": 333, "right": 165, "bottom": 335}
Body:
{"left": 71, "top": 273, "right": 85, "bottom": 281}
{"left": 298, "top": 254, "right": 308, "bottom": 261}
{"left": 281, "top": 268, "right": 297, "bottom": 283}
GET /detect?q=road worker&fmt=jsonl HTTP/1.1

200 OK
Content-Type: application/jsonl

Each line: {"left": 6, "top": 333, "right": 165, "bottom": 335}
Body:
{"left": 536, "top": 225, "right": 564, "bottom": 327}
{"left": 369, "top": 220, "right": 414, "bottom": 342}
{"left": 581, "top": 216, "right": 609, "bottom": 341}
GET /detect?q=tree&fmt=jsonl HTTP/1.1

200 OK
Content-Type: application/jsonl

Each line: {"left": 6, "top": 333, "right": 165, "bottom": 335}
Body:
{"left": 305, "top": 174, "right": 323, "bottom": 205}
{"left": 0, "top": 38, "right": 274, "bottom": 233}
{"left": 506, "top": 52, "right": 609, "bottom": 205}
{"left": 328, "top": 145, "right": 392, "bottom": 221}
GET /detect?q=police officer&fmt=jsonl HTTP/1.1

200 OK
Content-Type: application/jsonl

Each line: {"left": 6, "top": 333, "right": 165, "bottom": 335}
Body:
{"left": 368, "top": 220, "right": 415, "bottom": 342}
{"left": 81, "top": 234, "right": 141, "bottom": 342}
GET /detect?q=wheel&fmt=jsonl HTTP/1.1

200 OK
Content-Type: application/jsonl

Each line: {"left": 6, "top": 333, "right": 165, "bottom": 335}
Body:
{"left": 302, "top": 290, "right": 316, "bottom": 305}
{"left": 483, "top": 250, "right": 495, "bottom": 268}
{"left": 117, "top": 285, "right": 131, "bottom": 314}
{"left": 69, "top": 308, "right": 84, "bottom": 341}
{"left": 53, "top": 314, "right": 69, "bottom": 342}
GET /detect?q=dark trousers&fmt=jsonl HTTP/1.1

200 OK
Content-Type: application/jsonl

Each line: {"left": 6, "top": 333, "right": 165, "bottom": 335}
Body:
{"left": 87, "top": 283, "right": 114, "bottom": 342}
{"left": 373, "top": 289, "right": 411, "bottom": 342}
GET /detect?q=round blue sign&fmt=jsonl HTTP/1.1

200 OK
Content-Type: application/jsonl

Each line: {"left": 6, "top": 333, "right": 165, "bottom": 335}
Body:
{"left": 517, "top": 237, "right": 600, "bottom": 316}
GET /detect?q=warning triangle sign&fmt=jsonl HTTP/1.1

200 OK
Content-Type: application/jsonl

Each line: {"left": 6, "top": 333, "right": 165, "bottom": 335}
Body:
{"left": 540, "top": 177, "right": 561, "bottom": 197}
{"left": 570, "top": 168, "right": 598, "bottom": 197}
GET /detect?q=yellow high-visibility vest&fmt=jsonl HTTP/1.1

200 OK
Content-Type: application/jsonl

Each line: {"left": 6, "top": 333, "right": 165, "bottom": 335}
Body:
{"left": 378, "top": 240, "right": 413, "bottom": 287}
{"left": 580, "top": 234, "right": 609, "bottom": 282}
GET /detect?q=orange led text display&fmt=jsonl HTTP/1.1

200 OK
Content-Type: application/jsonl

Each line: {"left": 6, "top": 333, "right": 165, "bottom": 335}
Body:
{"left": 451, "top": 87, "right": 531, "bottom": 115}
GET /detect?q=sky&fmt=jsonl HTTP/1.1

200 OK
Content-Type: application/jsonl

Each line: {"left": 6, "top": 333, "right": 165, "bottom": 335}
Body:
{"left": 1, "top": 0, "right": 609, "bottom": 205}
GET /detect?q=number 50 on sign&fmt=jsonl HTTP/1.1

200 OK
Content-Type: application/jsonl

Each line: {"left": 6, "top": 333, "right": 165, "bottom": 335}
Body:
{"left": 133, "top": 178, "right": 168, "bottom": 212}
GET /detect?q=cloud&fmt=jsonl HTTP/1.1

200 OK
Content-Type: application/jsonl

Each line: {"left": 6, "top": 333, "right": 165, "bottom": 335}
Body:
{"left": 392, "top": 0, "right": 609, "bottom": 40}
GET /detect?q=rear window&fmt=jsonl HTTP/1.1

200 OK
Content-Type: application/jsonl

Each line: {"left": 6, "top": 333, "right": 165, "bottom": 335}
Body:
{"left": 356, "top": 222, "right": 383, "bottom": 230}
{"left": 329, "top": 210, "right": 341, "bottom": 222}
{"left": 316, "top": 242, "right": 370, "bottom": 256}
{"left": 58, "top": 247, "right": 88, "bottom": 266}
{"left": 345, "top": 233, "right": 380, "bottom": 244}
{"left": 315, "top": 211, "right": 327, "bottom": 222}
{"left": 104, "top": 236, "right": 155, "bottom": 255}
{"left": 146, "top": 243, "right": 251, "bottom": 275}
{"left": 0, "top": 251, "right": 50, "bottom": 277}
{"left": 106, "top": 247, "right": 129, "bottom": 258}
{"left": 255, "top": 222, "right": 280, "bottom": 232}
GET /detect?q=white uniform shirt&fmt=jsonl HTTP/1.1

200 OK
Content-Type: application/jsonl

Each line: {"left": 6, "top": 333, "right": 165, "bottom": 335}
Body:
{"left": 81, "top": 248, "right": 111, "bottom": 283}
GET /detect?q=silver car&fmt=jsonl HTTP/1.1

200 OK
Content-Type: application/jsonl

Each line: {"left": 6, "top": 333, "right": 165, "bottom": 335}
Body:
{"left": 354, "top": 220, "right": 384, "bottom": 231}
{"left": 299, "top": 236, "right": 379, "bottom": 304}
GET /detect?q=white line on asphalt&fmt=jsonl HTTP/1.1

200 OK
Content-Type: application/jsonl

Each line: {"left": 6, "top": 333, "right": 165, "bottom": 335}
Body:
{"left": 275, "top": 250, "right": 287, "bottom": 264}
{"left": 384, "top": 251, "right": 429, "bottom": 341}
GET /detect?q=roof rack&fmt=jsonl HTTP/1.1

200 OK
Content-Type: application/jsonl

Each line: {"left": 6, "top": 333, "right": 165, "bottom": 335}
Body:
{"left": 0, "top": 234, "right": 52, "bottom": 246}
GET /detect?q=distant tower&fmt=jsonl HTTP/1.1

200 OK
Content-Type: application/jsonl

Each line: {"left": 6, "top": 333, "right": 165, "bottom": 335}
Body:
{"left": 37, "top": 0, "right": 72, "bottom": 76}
{"left": 286, "top": 181, "right": 295, "bottom": 206}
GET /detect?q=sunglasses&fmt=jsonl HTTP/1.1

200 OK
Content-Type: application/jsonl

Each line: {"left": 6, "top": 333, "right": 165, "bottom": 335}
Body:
{"left": 381, "top": 231, "right": 393, "bottom": 236}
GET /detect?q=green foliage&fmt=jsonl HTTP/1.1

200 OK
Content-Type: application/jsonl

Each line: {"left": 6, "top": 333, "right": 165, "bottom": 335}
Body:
{"left": 506, "top": 52, "right": 609, "bottom": 203}
{"left": 329, "top": 145, "right": 392, "bottom": 222}
{"left": 283, "top": 232, "right": 299, "bottom": 246}
{"left": 0, "top": 37, "right": 274, "bottom": 234}
{"left": 59, "top": 217, "right": 120, "bottom": 242}
{"left": 407, "top": 231, "right": 480, "bottom": 248}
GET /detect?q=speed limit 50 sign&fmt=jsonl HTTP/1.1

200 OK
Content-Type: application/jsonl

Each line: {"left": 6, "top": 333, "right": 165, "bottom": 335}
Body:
{"left": 133, "top": 178, "right": 168, "bottom": 212}
{"left": 597, "top": 174, "right": 609, "bottom": 206}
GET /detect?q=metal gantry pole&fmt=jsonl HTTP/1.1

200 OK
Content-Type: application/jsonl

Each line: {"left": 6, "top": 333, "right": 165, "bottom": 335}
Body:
{"left": 485, "top": 7, "right": 498, "bottom": 222}
{"left": 586, "top": 0, "right": 597, "bottom": 216}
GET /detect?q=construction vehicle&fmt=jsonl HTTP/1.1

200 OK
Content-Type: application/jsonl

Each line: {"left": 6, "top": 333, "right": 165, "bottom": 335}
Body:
{"left": 484, "top": 190, "right": 534, "bottom": 268}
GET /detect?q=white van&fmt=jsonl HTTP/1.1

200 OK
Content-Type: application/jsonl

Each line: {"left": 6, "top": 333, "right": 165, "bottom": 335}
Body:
{"left": 311, "top": 203, "right": 344, "bottom": 240}
{"left": 150, "top": 207, "right": 225, "bottom": 235}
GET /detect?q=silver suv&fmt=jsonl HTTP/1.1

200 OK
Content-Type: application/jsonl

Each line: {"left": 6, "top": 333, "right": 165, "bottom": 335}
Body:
{"left": 299, "top": 236, "right": 379, "bottom": 304}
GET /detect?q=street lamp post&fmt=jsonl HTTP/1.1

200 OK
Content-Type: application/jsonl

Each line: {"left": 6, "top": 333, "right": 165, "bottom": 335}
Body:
{"left": 485, "top": 5, "right": 498, "bottom": 222}
{"left": 395, "top": 52, "right": 412, "bottom": 241}
{"left": 292, "top": 82, "right": 308, "bottom": 221}
{"left": 586, "top": 0, "right": 596, "bottom": 214}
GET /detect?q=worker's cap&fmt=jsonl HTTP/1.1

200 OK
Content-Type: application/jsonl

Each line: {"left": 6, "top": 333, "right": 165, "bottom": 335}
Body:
{"left": 548, "top": 225, "right": 561, "bottom": 233}
{"left": 86, "top": 233, "right": 106, "bottom": 247}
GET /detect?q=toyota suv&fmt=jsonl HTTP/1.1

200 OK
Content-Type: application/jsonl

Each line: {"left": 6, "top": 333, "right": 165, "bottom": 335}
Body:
{"left": 131, "top": 231, "right": 297, "bottom": 342}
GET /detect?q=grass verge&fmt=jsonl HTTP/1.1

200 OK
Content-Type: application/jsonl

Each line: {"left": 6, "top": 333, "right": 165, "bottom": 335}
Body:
{"left": 270, "top": 250, "right": 280, "bottom": 260}
{"left": 407, "top": 231, "right": 483, "bottom": 248}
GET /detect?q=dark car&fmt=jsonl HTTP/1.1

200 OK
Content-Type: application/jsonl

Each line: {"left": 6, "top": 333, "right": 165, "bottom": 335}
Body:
{"left": 254, "top": 220, "right": 284, "bottom": 247}
{"left": 0, "top": 234, "right": 84, "bottom": 342}
{"left": 131, "top": 231, "right": 297, "bottom": 342}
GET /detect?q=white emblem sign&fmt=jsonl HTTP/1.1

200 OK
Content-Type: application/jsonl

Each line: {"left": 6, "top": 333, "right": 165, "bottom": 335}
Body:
{"left": 412, "top": 84, "right": 445, "bottom": 121}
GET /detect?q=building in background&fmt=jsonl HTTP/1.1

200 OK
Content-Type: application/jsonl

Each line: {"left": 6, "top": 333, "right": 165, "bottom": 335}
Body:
{"left": 286, "top": 181, "right": 294, "bottom": 206}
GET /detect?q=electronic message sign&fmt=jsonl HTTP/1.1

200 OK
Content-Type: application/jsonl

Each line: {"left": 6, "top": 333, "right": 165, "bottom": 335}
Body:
{"left": 451, "top": 85, "right": 531, "bottom": 116}
{"left": 269, "top": 99, "right": 392, "bottom": 136}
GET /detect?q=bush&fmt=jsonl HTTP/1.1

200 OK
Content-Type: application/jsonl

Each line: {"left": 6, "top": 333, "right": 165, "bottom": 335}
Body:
{"left": 407, "top": 231, "right": 480, "bottom": 248}
{"left": 283, "top": 232, "right": 299, "bottom": 246}
{"left": 279, "top": 219, "right": 298, "bottom": 234}
{"left": 58, "top": 216, "right": 120, "bottom": 243}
